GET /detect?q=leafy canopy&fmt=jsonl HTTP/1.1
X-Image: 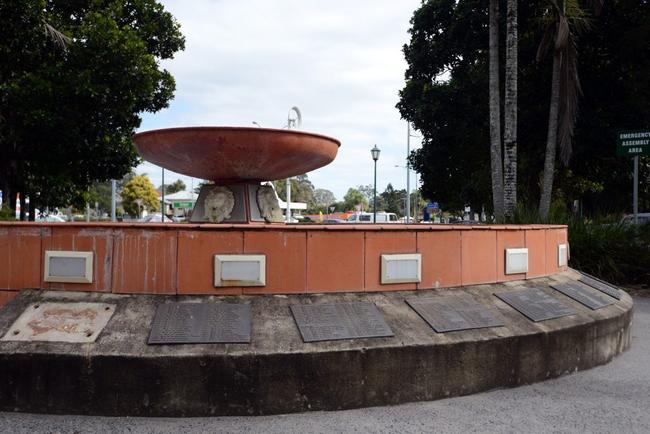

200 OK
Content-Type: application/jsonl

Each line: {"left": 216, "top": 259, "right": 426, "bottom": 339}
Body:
{"left": 0, "top": 0, "right": 185, "bottom": 209}
{"left": 398, "top": 0, "right": 650, "bottom": 215}
{"left": 121, "top": 175, "right": 159, "bottom": 216}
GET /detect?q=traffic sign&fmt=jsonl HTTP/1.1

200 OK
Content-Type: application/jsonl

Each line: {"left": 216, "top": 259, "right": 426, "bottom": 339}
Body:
{"left": 617, "top": 130, "right": 650, "bottom": 157}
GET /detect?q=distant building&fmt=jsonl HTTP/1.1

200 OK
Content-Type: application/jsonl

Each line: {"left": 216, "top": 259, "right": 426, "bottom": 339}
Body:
{"left": 164, "top": 190, "right": 198, "bottom": 218}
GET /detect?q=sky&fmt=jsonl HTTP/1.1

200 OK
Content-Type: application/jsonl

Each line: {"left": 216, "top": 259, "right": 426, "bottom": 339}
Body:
{"left": 137, "top": 0, "right": 423, "bottom": 201}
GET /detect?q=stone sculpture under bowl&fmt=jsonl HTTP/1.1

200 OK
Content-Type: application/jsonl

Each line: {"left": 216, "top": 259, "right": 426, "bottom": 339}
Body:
{"left": 133, "top": 126, "right": 340, "bottom": 223}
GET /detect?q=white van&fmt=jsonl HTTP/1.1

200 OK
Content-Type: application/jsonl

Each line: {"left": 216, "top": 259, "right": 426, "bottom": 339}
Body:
{"left": 347, "top": 212, "right": 398, "bottom": 223}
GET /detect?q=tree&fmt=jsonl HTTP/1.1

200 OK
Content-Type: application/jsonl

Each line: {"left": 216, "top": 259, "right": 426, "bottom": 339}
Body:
{"left": 161, "top": 179, "right": 186, "bottom": 195}
{"left": 489, "top": 0, "right": 505, "bottom": 221}
{"left": 399, "top": 1, "right": 650, "bottom": 219}
{"left": 312, "top": 188, "right": 336, "bottom": 212}
{"left": 84, "top": 170, "right": 135, "bottom": 214}
{"left": 342, "top": 188, "right": 368, "bottom": 212}
{"left": 121, "top": 175, "right": 159, "bottom": 217}
{"left": 380, "top": 183, "right": 407, "bottom": 215}
{"left": 538, "top": 0, "right": 602, "bottom": 219}
{"left": 503, "top": 0, "right": 518, "bottom": 219}
{"left": 275, "top": 174, "right": 314, "bottom": 204}
{"left": 0, "top": 0, "right": 185, "bottom": 216}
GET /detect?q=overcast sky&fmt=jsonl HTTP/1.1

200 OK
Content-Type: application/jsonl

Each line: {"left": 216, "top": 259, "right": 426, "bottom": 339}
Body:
{"left": 138, "top": 0, "right": 423, "bottom": 200}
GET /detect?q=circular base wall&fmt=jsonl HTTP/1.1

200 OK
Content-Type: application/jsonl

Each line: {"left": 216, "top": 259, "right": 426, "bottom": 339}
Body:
{"left": 0, "top": 270, "right": 632, "bottom": 417}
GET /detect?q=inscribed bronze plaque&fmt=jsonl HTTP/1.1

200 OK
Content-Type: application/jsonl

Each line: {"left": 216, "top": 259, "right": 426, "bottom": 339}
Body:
{"left": 551, "top": 282, "right": 616, "bottom": 310}
{"left": 1, "top": 302, "right": 115, "bottom": 343}
{"left": 579, "top": 274, "right": 621, "bottom": 300}
{"left": 290, "top": 302, "right": 393, "bottom": 343}
{"left": 494, "top": 288, "right": 576, "bottom": 322}
{"left": 148, "top": 303, "right": 251, "bottom": 344}
{"left": 406, "top": 293, "right": 504, "bottom": 333}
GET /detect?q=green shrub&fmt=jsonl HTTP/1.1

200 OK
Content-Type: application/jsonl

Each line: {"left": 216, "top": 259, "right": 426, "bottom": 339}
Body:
{"left": 568, "top": 220, "right": 650, "bottom": 286}
{"left": 0, "top": 206, "right": 15, "bottom": 221}
{"left": 512, "top": 204, "right": 650, "bottom": 286}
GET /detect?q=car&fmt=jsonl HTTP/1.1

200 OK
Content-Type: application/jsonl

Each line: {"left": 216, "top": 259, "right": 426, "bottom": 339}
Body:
{"left": 347, "top": 212, "right": 398, "bottom": 223}
{"left": 621, "top": 213, "right": 650, "bottom": 225}
{"left": 36, "top": 214, "right": 66, "bottom": 222}
{"left": 139, "top": 213, "right": 173, "bottom": 223}
{"left": 322, "top": 218, "right": 344, "bottom": 224}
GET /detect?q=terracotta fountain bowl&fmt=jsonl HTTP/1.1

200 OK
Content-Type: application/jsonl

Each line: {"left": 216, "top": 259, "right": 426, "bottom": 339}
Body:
{"left": 133, "top": 127, "right": 340, "bottom": 182}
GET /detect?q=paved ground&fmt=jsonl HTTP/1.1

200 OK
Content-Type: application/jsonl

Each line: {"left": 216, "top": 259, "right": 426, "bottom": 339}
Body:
{"left": 1, "top": 296, "right": 648, "bottom": 434}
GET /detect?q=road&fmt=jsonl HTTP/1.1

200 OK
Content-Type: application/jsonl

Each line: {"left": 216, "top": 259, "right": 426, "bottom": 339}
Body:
{"left": 2, "top": 296, "right": 649, "bottom": 434}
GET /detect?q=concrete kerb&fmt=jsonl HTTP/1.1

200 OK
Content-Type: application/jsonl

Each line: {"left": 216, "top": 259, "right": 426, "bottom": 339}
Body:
{"left": 0, "top": 270, "right": 633, "bottom": 416}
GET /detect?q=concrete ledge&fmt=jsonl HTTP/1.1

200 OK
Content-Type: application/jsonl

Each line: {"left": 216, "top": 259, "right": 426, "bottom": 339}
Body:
{"left": 0, "top": 270, "right": 632, "bottom": 416}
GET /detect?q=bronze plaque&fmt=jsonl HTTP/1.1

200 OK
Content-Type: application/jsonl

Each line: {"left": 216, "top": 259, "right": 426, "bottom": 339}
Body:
{"left": 406, "top": 293, "right": 504, "bottom": 333}
{"left": 579, "top": 274, "right": 621, "bottom": 300}
{"left": 495, "top": 288, "right": 576, "bottom": 322}
{"left": 1, "top": 302, "right": 116, "bottom": 343}
{"left": 551, "top": 282, "right": 616, "bottom": 310}
{"left": 290, "top": 302, "right": 394, "bottom": 343}
{"left": 148, "top": 303, "right": 251, "bottom": 344}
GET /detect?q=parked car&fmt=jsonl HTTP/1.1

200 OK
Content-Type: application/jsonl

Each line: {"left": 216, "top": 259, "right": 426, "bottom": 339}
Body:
{"left": 621, "top": 213, "right": 650, "bottom": 225}
{"left": 36, "top": 214, "right": 66, "bottom": 222}
{"left": 322, "top": 218, "right": 344, "bottom": 224}
{"left": 139, "top": 213, "right": 173, "bottom": 223}
{"left": 346, "top": 212, "right": 398, "bottom": 223}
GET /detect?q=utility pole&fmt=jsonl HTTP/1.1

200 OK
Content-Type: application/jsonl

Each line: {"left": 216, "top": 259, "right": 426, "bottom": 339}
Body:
{"left": 161, "top": 167, "right": 165, "bottom": 219}
{"left": 406, "top": 124, "right": 411, "bottom": 223}
{"left": 111, "top": 180, "right": 116, "bottom": 222}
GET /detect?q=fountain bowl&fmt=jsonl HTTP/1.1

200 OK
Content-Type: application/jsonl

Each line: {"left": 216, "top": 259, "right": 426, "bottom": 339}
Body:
{"left": 133, "top": 126, "right": 340, "bottom": 182}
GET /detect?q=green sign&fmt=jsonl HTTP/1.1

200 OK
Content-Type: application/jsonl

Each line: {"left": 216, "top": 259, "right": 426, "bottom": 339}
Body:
{"left": 172, "top": 201, "right": 194, "bottom": 208}
{"left": 617, "top": 130, "right": 650, "bottom": 157}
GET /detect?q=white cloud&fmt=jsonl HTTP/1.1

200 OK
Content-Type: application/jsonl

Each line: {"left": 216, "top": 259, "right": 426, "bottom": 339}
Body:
{"left": 138, "top": 0, "right": 423, "bottom": 201}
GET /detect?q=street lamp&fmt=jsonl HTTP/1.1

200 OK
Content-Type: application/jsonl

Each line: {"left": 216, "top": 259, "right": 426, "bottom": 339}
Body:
{"left": 371, "top": 145, "right": 381, "bottom": 223}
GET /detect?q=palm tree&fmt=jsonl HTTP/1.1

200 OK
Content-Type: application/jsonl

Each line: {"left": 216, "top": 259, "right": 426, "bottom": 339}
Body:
{"left": 503, "top": 0, "right": 518, "bottom": 219}
{"left": 538, "top": 0, "right": 602, "bottom": 219}
{"left": 489, "top": 0, "right": 504, "bottom": 222}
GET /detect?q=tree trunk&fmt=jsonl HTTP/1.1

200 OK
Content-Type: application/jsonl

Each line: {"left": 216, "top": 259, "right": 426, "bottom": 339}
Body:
{"left": 489, "top": 0, "right": 504, "bottom": 222}
{"left": 503, "top": 0, "right": 518, "bottom": 220}
{"left": 539, "top": 51, "right": 562, "bottom": 220}
{"left": 19, "top": 193, "right": 26, "bottom": 221}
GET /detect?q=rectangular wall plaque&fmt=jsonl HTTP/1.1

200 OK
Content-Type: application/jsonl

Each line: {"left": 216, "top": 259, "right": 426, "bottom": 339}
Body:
{"left": 494, "top": 288, "right": 576, "bottom": 322}
{"left": 148, "top": 302, "right": 251, "bottom": 344}
{"left": 214, "top": 255, "right": 265, "bottom": 287}
{"left": 579, "top": 274, "right": 621, "bottom": 300}
{"left": 406, "top": 293, "right": 504, "bottom": 333}
{"left": 558, "top": 244, "right": 568, "bottom": 267}
{"left": 505, "top": 248, "right": 529, "bottom": 275}
{"left": 290, "top": 302, "right": 394, "bottom": 343}
{"left": 1, "top": 302, "right": 115, "bottom": 343}
{"left": 44, "top": 251, "right": 93, "bottom": 283}
{"left": 550, "top": 281, "right": 616, "bottom": 310}
{"left": 381, "top": 254, "right": 421, "bottom": 284}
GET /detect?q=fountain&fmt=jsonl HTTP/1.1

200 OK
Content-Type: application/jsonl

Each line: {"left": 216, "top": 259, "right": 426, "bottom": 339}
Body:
{"left": 133, "top": 126, "right": 339, "bottom": 223}
{"left": 0, "top": 124, "right": 633, "bottom": 417}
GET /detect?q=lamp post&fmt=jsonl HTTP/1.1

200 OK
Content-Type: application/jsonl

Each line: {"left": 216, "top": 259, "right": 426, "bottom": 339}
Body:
{"left": 371, "top": 145, "right": 381, "bottom": 223}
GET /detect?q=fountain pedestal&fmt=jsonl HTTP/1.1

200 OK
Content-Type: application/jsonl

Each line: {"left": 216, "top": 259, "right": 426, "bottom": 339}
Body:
{"left": 190, "top": 182, "right": 284, "bottom": 223}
